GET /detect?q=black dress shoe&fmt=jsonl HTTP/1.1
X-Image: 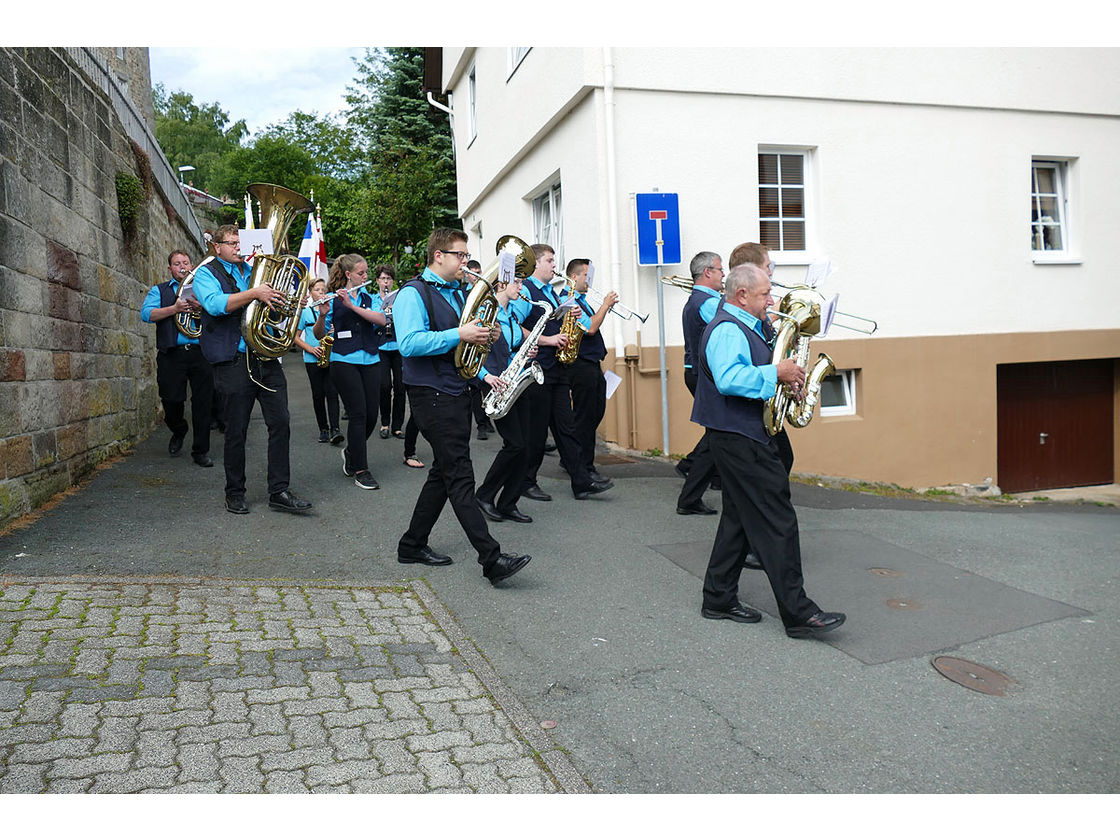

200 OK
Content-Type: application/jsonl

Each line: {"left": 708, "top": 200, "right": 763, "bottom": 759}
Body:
{"left": 192, "top": 453, "right": 214, "bottom": 468}
{"left": 397, "top": 546, "right": 453, "bottom": 566}
{"left": 501, "top": 507, "right": 532, "bottom": 524}
{"left": 476, "top": 497, "right": 506, "bottom": 523}
{"left": 785, "top": 611, "right": 846, "bottom": 638}
{"left": 486, "top": 553, "right": 531, "bottom": 585}
{"left": 476, "top": 427, "right": 489, "bottom": 440}
{"left": 588, "top": 468, "right": 609, "bottom": 484}
{"left": 268, "top": 490, "right": 313, "bottom": 514}
{"left": 574, "top": 480, "right": 612, "bottom": 500}
{"left": 168, "top": 434, "right": 185, "bottom": 456}
{"left": 225, "top": 496, "right": 249, "bottom": 515}
{"left": 710, "top": 476, "right": 722, "bottom": 491}
{"left": 543, "top": 442, "right": 557, "bottom": 455}
{"left": 379, "top": 427, "right": 390, "bottom": 439}
{"left": 743, "top": 551, "right": 763, "bottom": 570}
{"left": 701, "top": 602, "right": 762, "bottom": 623}
{"left": 675, "top": 461, "right": 690, "bottom": 479}
{"left": 677, "top": 501, "right": 717, "bottom": 515}
{"left": 522, "top": 484, "right": 552, "bottom": 502}
{"left": 318, "top": 430, "right": 330, "bottom": 443}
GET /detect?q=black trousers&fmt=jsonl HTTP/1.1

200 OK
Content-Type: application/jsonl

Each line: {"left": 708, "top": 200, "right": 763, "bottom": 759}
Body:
{"left": 704, "top": 430, "right": 818, "bottom": 627}
{"left": 522, "top": 370, "right": 594, "bottom": 494}
{"left": 156, "top": 346, "right": 213, "bottom": 456}
{"left": 678, "top": 369, "right": 719, "bottom": 507}
{"left": 330, "top": 361, "right": 381, "bottom": 474}
{"left": 402, "top": 416, "right": 420, "bottom": 459}
{"left": 399, "top": 386, "right": 500, "bottom": 569}
{"left": 304, "top": 362, "right": 340, "bottom": 432}
{"left": 568, "top": 358, "right": 606, "bottom": 473}
{"left": 477, "top": 396, "right": 531, "bottom": 514}
{"left": 469, "top": 381, "right": 492, "bottom": 430}
{"left": 212, "top": 354, "right": 290, "bottom": 498}
{"left": 378, "top": 348, "right": 406, "bottom": 433}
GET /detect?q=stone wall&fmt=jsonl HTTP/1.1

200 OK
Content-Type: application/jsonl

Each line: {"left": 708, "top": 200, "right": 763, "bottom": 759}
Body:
{"left": 0, "top": 47, "right": 202, "bottom": 529}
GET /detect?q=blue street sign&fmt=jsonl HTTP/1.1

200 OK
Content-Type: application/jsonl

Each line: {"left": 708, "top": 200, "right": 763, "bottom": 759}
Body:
{"left": 635, "top": 192, "right": 681, "bottom": 266}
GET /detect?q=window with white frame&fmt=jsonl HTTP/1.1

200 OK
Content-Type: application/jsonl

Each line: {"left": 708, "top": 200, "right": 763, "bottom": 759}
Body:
{"left": 758, "top": 149, "right": 810, "bottom": 254}
{"left": 1031, "top": 159, "right": 1070, "bottom": 254}
{"left": 819, "top": 369, "right": 857, "bottom": 417}
{"left": 532, "top": 182, "right": 563, "bottom": 264}
{"left": 508, "top": 48, "right": 531, "bottom": 78}
{"left": 467, "top": 65, "right": 477, "bottom": 143}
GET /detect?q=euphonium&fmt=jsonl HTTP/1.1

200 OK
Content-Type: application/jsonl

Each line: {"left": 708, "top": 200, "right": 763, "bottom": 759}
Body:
{"left": 762, "top": 286, "right": 835, "bottom": 436}
{"left": 556, "top": 271, "right": 586, "bottom": 365}
{"left": 455, "top": 235, "right": 536, "bottom": 380}
{"left": 240, "top": 183, "right": 315, "bottom": 360}
{"left": 483, "top": 299, "right": 554, "bottom": 420}
{"left": 173, "top": 252, "right": 215, "bottom": 340}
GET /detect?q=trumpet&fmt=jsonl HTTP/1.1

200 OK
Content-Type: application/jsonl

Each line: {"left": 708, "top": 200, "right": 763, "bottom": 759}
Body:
{"left": 584, "top": 284, "right": 649, "bottom": 323}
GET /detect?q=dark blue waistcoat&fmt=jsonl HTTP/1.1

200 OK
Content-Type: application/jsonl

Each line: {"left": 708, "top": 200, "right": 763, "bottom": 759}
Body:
{"left": 691, "top": 308, "right": 773, "bottom": 443}
{"left": 154, "top": 282, "right": 182, "bottom": 351}
{"left": 400, "top": 277, "right": 469, "bottom": 396}
{"left": 197, "top": 260, "right": 247, "bottom": 364}
{"left": 522, "top": 281, "right": 563, "bottom": 371}
{"left": 575, "top": 298, "right": 607, "bottom": 363}
{"left": 330, "top": 290, "right": 380, "bottom": 357}
{"left": 682, "top": 288, "right": 714, "bottom": 369}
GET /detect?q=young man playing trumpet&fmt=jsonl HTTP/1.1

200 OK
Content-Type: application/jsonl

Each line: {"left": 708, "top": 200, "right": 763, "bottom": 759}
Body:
{"left": 392, "top": 228, "right": 531, "bottom": 585}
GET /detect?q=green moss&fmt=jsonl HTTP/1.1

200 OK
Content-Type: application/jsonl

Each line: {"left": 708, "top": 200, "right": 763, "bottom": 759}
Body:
{"left": 115, "top": 170, "right": 144, "bottom": 238}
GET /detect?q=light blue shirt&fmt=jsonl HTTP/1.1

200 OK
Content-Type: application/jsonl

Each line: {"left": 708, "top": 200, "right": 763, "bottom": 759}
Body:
{"left": 394, "top": 268, "right": 488, "bottom": 380}
{"left": 192, "top": 257, "right": 253, "bottom": 355}
{"left": 704, "top": 302, "right": 779, "bottom": 401}
{"left": 298, "top": 305, "right": 322, "bottom": 364}
{"left": 321, "top": 287, "right": 379, "bottom": 366}
{"left": 141, "top": 280, "right": 196, "bottom": 347}
{"left": 375, "top": 292, "right": 398, "bottom": 352}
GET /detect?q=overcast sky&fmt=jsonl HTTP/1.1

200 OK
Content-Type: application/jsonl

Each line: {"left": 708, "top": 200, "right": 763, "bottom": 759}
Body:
{"left": 149, "top": 47, "right": 368, "bottom": 136}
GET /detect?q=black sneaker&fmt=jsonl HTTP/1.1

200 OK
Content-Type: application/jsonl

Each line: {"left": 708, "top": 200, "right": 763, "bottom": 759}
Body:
{"left": 341, "top": 448, "right": 355, "bottom": 477}
{"left": 354, "top": 471, "right": 379, "bottom": 490}
{"left": 329, "top": 428, "right": 344, "bottom": 445}
{"left": 318, "top": 430, "right": 330, "bottom": 443}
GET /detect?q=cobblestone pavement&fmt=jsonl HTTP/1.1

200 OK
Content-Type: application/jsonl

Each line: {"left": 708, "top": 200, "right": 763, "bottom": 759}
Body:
{"left": 0, "top": 576, "right": 587, "bottom": 794}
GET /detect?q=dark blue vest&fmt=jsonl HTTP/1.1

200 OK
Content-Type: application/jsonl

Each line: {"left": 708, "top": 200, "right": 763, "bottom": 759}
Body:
{"left": 400, "top": 277, "right": 469, "bottom": 395}
{"left": 155, "top": 282, "right": 183, "bottom": 351}
{"left": 522, "top": 280, "right": 563, "bottom": 371}
{"left": 691, "top": 307, "right": 772, "bottom": 443}
{"left": 575, "top": 297, "right": 607, "bottom": 363}
{"left": 330, "top": 290, "right": 380, "bottom": 357}
{"left": 682, "top": 288, "right": 715, "bottom": 369}
{"left": 197, "top": 259, "right": 247, "bottom": 364}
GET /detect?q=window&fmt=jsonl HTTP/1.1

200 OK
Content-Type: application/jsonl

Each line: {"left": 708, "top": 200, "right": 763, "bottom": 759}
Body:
{"left": 508, "top": 48, "right": 531, "bottom": 78}
{"left": 819, "top": 369, "right": 857, "bottom": 417}
{"left": 758, "top": 149, "right": 809, "bottom": 254}
{"left": 1031, "top": 159, "right": 1070, "bottom": 254}
{"left": 532, "top": 182, "right": 563, "bottom": 264}
{"left": 467, "top": 65, "right": 477, "bottom": 142}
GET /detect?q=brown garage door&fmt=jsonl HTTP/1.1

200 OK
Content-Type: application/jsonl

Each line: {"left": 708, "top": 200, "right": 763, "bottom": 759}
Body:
{"left": 997, "top": 359, "right": 1115, "bottom": 493}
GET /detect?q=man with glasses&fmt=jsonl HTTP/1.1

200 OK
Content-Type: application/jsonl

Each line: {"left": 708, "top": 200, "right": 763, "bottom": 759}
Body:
{"left": 392, "top": 227, "right": 531, "bottom": 585}
{"left": 192, "top": 224, "right": 313, "bottom": 516}
{"left": 676, "top": 251, "right": 726, "bottom": 516}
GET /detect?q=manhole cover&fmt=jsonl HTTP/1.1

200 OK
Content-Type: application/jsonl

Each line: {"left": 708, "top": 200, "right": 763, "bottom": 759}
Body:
{"left": 931, "top": 656, "right": 1016, "bottom": 696}
{"left": 886, "top": 598, "right": 921, "bottom": 610}
{"left": 595, "top": 454, "right": 637, "bottom": 465}
{"left": 869, "top": 568, "right": 902, "bottom": 577}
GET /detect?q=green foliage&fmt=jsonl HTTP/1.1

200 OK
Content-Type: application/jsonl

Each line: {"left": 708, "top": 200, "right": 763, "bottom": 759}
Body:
{"left": 115, "top": 170, "right": 144, "bottom": 238}
{"left": 153, "top": 83, "right": 248, "bottom": 194}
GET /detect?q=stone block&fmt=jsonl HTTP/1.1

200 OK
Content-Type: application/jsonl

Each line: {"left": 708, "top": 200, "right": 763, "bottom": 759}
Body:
{"left": 0, "top": 349, "right": 26, "bottom": 381}
{"left": 47, "top": 239, "right": 80, "bottom": 290}
{"left": 0, "top": 216, "right": 47, "bottom": 278}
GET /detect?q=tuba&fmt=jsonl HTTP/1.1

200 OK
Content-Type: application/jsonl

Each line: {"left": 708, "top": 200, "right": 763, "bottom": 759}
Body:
{"left": 483, "top": 299, "right": 555, "bottom": 420}
{"left": 762, "top": 286, "right": 836, "bottom": 436}
{"left": 455, "top": 235, "right": 536, "bottom": 380}
{"left": 240, "top": 183, "right": 315, "bottom": 360}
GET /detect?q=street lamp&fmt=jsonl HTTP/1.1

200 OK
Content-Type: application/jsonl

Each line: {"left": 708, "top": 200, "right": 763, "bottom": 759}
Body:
{"left": 178, "top": 165, "right": 195, "bottom": 184}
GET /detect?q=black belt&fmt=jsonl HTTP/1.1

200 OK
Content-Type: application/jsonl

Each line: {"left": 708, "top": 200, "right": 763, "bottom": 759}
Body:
{"left": 160, "top": 344, "right": 200, "bottom": 354}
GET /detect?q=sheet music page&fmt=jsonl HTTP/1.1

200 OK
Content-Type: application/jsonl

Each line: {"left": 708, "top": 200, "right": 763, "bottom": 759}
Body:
{"left": 804, "top": 259, "right": 833, "bottom": 289}
{"left": 820, "top": 294, "right": 839, "bottom": 337}
{"left": 603, "top": 369, "right": 623, "bottom": 400}
{"left": 498, "top": 251, "right": 516, "bottom": 285}
{"left": 586, "top": 262, "right": 596, "bottom": 289}
{"left": 239, "top": 228, "right": 273, "bottom": 257}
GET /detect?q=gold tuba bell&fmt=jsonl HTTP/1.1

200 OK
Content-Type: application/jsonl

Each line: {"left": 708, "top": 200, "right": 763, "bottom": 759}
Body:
{"left": 762, "top": 286, "right": 836, "bottom": 436}
{"left": 455, "top": 235, "right": 537, "bottom": 380}
{"left": 240, "top": 183, "right": 315, "bottom": 360}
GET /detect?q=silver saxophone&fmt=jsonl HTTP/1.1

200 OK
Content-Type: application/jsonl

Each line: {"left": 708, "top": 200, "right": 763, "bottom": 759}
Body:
{"left": 483, "top": 299, "right": 555, "bottom": 421}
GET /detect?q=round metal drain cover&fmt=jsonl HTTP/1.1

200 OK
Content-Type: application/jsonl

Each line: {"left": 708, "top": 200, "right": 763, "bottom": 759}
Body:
{"left": 869, "top": 568, "right": 902, "bottom": 577}
{"left": 932, "top": 656, "right": 1015, "bottom": 696}
{"left": 886, "top": 598, "right": 921, "bottom": 610}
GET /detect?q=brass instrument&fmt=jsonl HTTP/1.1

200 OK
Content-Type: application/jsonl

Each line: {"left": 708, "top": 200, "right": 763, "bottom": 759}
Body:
{"left": 483, "top": 299, "right": 555, "bottom": 420}
{"left": 316, "top": 329, "right": 334, "bottom": 369}
{"left": 660, "top": 274, "right": 699, "bottom": 293}
{"left": 556, "top": 272, "right": 586, "bottom": 365}
{"left": 240, "top": 183, "right": 315, "bottom": 361}
{"left": 762, "top": 287, "right": 836, "bottom": 436}
{"left": 455, "top": 235, "right": 536, "bottom": 380}
{"left": 173, "top": 253, "right": 214, "bottom": 339}
{"left": 586, "top": 282, "right": 648, "bottom": 322}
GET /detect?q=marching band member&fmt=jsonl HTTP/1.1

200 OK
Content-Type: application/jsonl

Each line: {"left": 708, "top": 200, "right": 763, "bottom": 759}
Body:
{"left": 192, "top": 224, "right": 312, "bottom": 515}
{"left": 464, "top": 259, "right": 497, "bottom": 442}
{"left": 560, "top": 259, "right": 617, "bottom": 485}
{"left": 676, "top": 251, "right": 725, "bottom": 515}
{"left": 294, "top": 278, "right": 343, "bottom": 445}
{"left": 475, "top": 275, "right": 536, "bottom": 524}
{"left": 312, "top": 255, "right": 387, "bottom": 491}
{"left": 141, "top": 250, "right": 215, "bottom": 467}
{"left": 694, "top": 262, "right": 844, "bottom": 638}
{"left": 392, "top": 227, "right": 531, "bottom": 584}
{"left": 519, "top": 244, "right": 612, "bottom": 501}
{"left": 373, "top": 265, "right": 406, "bottom": 441}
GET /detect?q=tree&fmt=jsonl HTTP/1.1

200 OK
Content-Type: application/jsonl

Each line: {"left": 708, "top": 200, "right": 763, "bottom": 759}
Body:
{"left": 153, "top": 83, "right": 247, "bottom": 194}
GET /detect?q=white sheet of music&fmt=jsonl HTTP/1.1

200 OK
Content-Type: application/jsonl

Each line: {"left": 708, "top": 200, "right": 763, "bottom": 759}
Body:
{"left": 603, "top": 369, "right": 622, "bottom": 400}
{"left": 239, "top": 228, "right": 272, "bottom": 257}
{"left": 498, "top": 251, "right": 516, "bottom": 285}
{"left": 820, "top": 294, "right": 839, "bottom": 337}
{"left": 804, "top": 259, "right": 834, "bottom": 289}
{"left": 586, "top": 262, "right": 596, "bottom": 288}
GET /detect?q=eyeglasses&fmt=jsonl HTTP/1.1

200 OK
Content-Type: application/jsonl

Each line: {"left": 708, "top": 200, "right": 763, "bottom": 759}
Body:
{"left": 218, "top": 240, "right": 240, "bottom": 246}
{"left": 439, "top": 250, "right": 470, "bottom": 260}
{"left": 767, "top": 261, "right": 776, "bottom": 273}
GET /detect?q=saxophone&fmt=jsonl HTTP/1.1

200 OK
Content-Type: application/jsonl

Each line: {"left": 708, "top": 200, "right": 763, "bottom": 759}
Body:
{"left": 762, "top": 286, "right": 835, "bottom": 436}
{"left": 556, "top": 273, "right": 586, "bottom": 365}
{"left": 483, "top": 299, "right": 554, "bottom": 420}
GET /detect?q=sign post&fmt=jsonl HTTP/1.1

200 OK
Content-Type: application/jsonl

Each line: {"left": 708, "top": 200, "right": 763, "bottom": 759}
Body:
{"left": 635, "top": 193, "right": 681, "bottom": 458}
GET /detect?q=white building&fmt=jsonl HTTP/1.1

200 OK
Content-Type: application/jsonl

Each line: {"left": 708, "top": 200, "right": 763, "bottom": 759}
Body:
{"left": 429, "top": 47, "right": 1120, "bottom": 493}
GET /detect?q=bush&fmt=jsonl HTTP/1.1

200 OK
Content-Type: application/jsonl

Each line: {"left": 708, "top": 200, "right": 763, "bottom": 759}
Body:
{"left": 115, "top": 170, "right": 144, "bottom": 238}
